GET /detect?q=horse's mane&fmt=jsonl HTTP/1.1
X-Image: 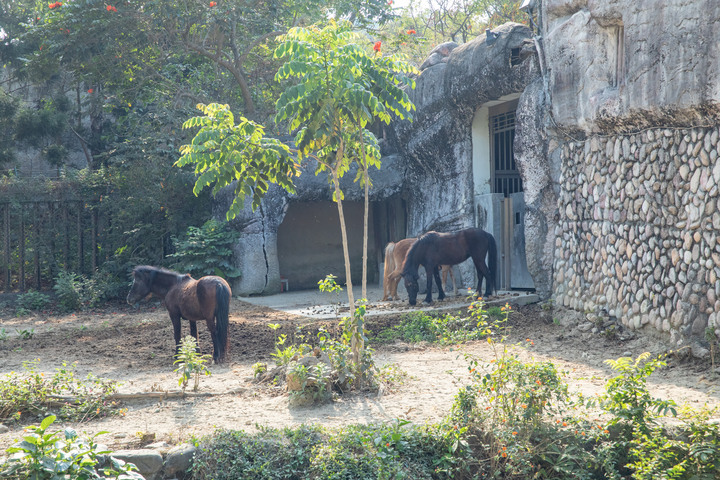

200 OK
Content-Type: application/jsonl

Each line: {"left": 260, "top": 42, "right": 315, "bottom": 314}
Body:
{"left": 133, "top": 265, "right": 180, "bottom": 276}
{"left": 400, "top": 231, "right": 439, "bottom": 276}
{"left": 133, "top": 265, "right": 188, "bottom": 285}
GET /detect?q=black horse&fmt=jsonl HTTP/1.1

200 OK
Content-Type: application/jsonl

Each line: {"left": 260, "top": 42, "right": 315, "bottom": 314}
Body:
{"left": 127, "top": 266, "right": 231, "bottom": 364}
{"left": 395, "top": 228, "right": 497, "bottom": 305}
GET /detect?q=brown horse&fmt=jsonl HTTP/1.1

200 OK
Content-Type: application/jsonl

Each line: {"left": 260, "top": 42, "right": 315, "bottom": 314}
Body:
{"left": 398, "top": 228, "right": 497, "bottom": 306}
{"left": 127, "top": 266, "right": 231, "bottom": 364}
{"left": 383, "top": 238, "right": 457, "bottom": 301}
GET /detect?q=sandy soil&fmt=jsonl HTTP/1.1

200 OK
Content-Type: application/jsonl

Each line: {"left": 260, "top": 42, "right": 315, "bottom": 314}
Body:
{"left": 1, "top": 294, "right": 719, "bottom": 450}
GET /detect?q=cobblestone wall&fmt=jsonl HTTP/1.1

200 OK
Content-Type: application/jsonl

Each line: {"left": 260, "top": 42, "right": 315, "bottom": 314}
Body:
{"left": 553, "top": 126, "right": 720, "bottom": 349}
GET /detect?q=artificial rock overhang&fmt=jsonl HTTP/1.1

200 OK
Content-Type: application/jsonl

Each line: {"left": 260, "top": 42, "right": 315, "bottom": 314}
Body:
{"left": 218, "top": 22, "right": 539, "bottom": 295}
{"left": 386, "top": 22, "right": 537, "bottom": 235}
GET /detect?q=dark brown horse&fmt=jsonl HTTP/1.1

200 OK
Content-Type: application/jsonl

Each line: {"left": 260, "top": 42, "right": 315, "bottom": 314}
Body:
{"left": 383, "top": 238, "right": 457, "bottom": 301}
{"left": 396, "top": 228, "right": 497, "bottom": 305}
{"left": 127, "top": 266, "right": 231, "bottom": 364}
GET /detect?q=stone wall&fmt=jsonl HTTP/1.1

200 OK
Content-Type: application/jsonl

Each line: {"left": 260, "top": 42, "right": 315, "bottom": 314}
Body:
{"left": 540, "top": 0, "right": 720, "bottom": 353}
{"left": 553, "top": 127, "right": 720, "bottom": 351}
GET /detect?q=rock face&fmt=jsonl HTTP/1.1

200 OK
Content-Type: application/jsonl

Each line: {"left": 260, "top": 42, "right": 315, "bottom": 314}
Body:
{"left": 386, "top": 22, "right": 537, "bottom": 286}
{"left": 514, "top": 77, "right": 556, "bottom": 298}
{"left": 541, "top": 0, "right": 720, "bottom": 350}
{"left": 544, "top": 0, "right": 720, "bottom": 132}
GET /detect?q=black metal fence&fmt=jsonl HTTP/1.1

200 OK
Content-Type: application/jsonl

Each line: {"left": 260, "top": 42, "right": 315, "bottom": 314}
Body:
{"left": 1, "top": 199, "right": 103, "bottom": 292}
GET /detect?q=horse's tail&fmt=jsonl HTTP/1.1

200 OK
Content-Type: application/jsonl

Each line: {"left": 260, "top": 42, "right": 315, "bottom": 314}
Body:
{"left": 487, "top": 231, "right": 498, "bottom": 294}
{"left": 214, "top": 282, "right": 231, "bottom": 363}
{"left": 382, "top": 242, "right": 396, "bottom": 300}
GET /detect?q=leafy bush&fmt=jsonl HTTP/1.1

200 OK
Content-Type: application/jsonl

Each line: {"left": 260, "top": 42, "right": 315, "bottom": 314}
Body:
{"left": 174, "top": 336, "right": 212, "bottom": 392}
{"left": 53, "top": 269, "right": 126, "bottom": 312}
{"left": 169, "top": 218, "right": 241, "bottom": 280}
{"left": 0, "top": 415, "right": 144, "bottom": 480}
{"left": 191, "top": 422, "right": 470, "bottom": 480}
{"left": 191, "top": 426, "right": 320, "bottom": 480}
{"left": 15, "top": 290, "right": 50, "bottom": 316}
{"left": 53, "top": 270, "right": 84, "bottom": 311}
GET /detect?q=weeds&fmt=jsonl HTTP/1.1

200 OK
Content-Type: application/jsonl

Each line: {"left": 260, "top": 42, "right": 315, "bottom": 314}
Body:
{"left": 0, "top": 359, "right": 125, "bottom": 422}
{"left": 372, "top": 298, "right": 509, "bottom": 345}
{"left": 14, "top": 328, "right": 34, "bottom": 340}
{"left": 173, "top": 336, "right": 212, "bottom": 392}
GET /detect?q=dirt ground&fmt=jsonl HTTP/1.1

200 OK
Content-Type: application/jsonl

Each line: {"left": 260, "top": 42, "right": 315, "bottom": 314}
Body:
{"left": 1, "top": 293, "right": 719, "bottom": 451}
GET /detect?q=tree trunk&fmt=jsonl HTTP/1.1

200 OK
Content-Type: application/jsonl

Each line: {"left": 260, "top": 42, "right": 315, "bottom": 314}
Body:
{"left": 330, "top": 142, "right": 361, "bottom": 365}
{"left": 359, "top": 127, "right": 369, "bottom": 300}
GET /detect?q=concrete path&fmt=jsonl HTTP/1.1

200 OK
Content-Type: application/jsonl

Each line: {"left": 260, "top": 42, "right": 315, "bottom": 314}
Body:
{"left": 238, "top": 284, "right": 539, "bottom": 319}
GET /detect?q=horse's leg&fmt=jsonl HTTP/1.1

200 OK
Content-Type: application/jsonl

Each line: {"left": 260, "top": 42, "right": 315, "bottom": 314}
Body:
{"left": 440, "top": 266, "right": 457, "bottom": 296}
{"left": 433, "top": 266, "right": 445, "bottom": 301}
{"left": 389, "top": 270, "right": 401, "bottom": 300}
{"left": 382, "top": 243, "right": 395, "bottom": 301}
{"left": 189, "top": 320, "right": 200, "bottom": 354}
{"left": 449, "top": 267, "right": 458, "bottom": 296}
{"left": 473, "top": 257, "right": 492, "bottom": 297}
{"left": 205, "top": 318, "right": 219, "bottom": 364}
{"left": 423, "top": 265, "right": 435, "bottom": 304}
{"left": 170, "top": 313, "right": 183, "bottom": 359}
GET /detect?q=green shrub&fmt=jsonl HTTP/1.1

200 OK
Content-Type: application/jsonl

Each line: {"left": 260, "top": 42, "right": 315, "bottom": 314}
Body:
{"left": 169, "top": 218, "right": 241, "bottom": 280}
{"left": 53, "top": 270, "right": 84, "bottom": 311}
{"left": 191, "top": 426, "right": 321, "bottom": 480}
{"left": 15, "top": 290, "right": 50, "bottom": 315}
{"left": 174, "top": 336, "right": 212, "bottom": 392}
{"left": 191, "top": 422, "right": 469, "bottom": 480}
{"left": 0, "top": 415, "right": 144, "bottom": 480}
{"left": 53, "top": 269, "right": 126, "bottom": 312}
{"left": 372, "top": 298, "right": 510, "bottom": 345}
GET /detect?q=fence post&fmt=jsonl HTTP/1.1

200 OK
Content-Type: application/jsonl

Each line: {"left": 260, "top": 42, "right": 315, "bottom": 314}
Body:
{"left": 91, "top": 208, "right": 98, "bottom": 272}
{"left": 34, "top": 203, "right": 40, "bottom": 290}
{"left": 77, "top": 202, "right": 83, "bottom": 273}
{"left": 3, "top": 206, "right": 9, "bottom": 292}
{"left": 63, "top": 204, "right": 69, "bottom": 270}
{"left": 19, "top": 206, "right": 25, "bottom": 292}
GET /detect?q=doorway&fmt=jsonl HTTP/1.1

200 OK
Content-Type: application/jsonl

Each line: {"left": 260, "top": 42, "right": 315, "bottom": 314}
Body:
{"left": 472, "top": 97, "right": 535, "bottom": 291}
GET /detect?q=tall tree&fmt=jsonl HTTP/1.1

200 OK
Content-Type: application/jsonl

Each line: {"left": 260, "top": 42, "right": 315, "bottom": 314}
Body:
{"left": 274, "top": 21, "right": 415, "bottom": 362}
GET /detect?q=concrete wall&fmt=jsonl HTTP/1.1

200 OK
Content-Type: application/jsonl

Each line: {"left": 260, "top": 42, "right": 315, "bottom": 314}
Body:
{"left": 277, "top": 201, "right": 376, "bottom": 291}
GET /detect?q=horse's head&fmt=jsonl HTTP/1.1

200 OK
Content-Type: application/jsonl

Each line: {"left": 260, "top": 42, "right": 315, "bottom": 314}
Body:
{"left": 403, "top": 272, "right": 420, "bottom": 306}
{"left": 127, "top": 267, "right": 153, "bottom": 305}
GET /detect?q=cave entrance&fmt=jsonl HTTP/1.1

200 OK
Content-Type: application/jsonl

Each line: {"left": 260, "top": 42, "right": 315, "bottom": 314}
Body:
{"left": 472, "top": 96, "right": 535, "bottom": 291}
{"left": 276, "top": 200, "right": 382, "bottom": 291}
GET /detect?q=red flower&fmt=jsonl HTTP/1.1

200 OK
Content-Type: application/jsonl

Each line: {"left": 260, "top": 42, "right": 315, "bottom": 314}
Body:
{"left": 87, "top": 88, "right": 94, "bottom": 94}
{"left": 106, "top": 5, "right": 117, "bottom": 11}
{"left": 48, "top": 2, "right": 62, "bottom": 8}
{"left": 373, "top": 41, "right": 381, "bottom": 52}
{"left": 209, "top": 1, "right": 217, "bottom": 6}
{"left": 406, "top": 29, "right": 416, "bottom": 34}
